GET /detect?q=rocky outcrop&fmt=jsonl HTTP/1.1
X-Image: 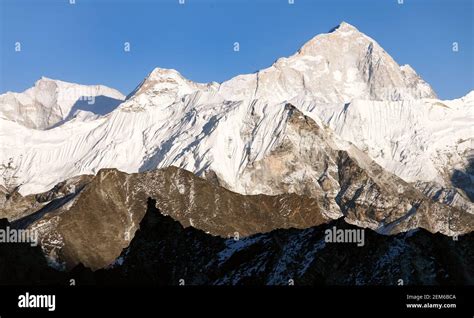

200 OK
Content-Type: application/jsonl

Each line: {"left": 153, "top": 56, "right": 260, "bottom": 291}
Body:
{"left": 11, "top": 154, "right": 473, "bottom": 271}
{"left": 16, "top": 166, "right": 329, "bottom": 270}
{"left": 3, "top": 201, "right": 473, "bottom": 286}
{"left": 0, "top": 175, "right": 92, "bottom": 221}
{"left": 103, "top": 199, "right": 473, "bottom": 286}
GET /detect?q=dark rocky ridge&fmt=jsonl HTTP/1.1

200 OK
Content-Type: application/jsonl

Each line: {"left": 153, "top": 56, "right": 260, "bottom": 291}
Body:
{"left": 101, "top": 198, "right": 474, "bottom": 285}
{"left": 0, "top": 174, "right": 92, "bottom": 222}
{"left": 15, "top": 167, "right": 329, "bottom": 270}
{"left": 1, "top": 199, "right": 473, "bottom": 286}
{"left": 8, "top": 164, "right": 474, "bottom": 271}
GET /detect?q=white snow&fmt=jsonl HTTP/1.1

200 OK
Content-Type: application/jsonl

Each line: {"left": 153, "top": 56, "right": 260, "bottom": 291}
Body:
{"left": 0, "top": 22, "right": 471, "bottom": 201}
{"left": 0, "top": 77, "right": 125, "bottom": 130}
{"left": 302, "top": 97, "right": 474, "bottom": 186}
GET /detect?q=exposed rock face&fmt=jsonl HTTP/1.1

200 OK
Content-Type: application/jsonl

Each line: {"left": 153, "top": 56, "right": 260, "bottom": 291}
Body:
{"left": 0, "top": 218, "right": 66, "bottom": 285}
{"left": 305, "top": 95, "right": 474, "bottom": 210}
{"left": 238, "top": 104, "right": 342, "bottom": 218}
{"left": 16, "top": 166, "right": 329, "bottom": 270}
{"left": 236, "top": 104, "right": 474, "bottom": 236}
{"left": 0, "top": 21, "right": 471, "bottom": 285}
{"left": 215, "top": 21, "right": 436, "bottom": 106}
{"left": 0, "top": 175, "right": 92, "bottom": 221}
{"left": 103, "top": 200, "right": 473, "bottom": 286}
{"left": 2, "top": 102, "right": 471, "bottom": 270}
{"left": 4, "top": 103, "right": 471, "bottom": 271}
{"left": 333, "top": 151, "right": 474, "bottom": 237}
{"left": 11, "top": 154, "right": 473, "bottom": 271}
{"left": 3, "top": 201, "right": 472, "bottom": 286}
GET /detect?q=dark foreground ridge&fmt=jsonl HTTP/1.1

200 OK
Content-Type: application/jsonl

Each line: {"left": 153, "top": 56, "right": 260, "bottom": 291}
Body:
{"left": 0, "top": 198, "right": 473, "bottom": 286}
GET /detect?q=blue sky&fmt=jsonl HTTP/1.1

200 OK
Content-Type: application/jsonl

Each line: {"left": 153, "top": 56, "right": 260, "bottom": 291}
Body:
{"left": 0, "top": 0, "right": 472, "bottom": 99}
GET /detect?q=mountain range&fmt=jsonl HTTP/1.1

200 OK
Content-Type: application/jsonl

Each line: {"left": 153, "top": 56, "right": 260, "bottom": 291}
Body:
{"left": 0, "top": 22, "right": 472, "bottom": 284}
{"left": 2, "top": 201, "right": 473, "bottom": 286}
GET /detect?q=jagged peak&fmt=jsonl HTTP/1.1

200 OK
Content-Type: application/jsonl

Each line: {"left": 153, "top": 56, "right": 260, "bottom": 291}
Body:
{"left": 328, "top": 21, "right": 359, "bottom": 33}
{"left": 147, "top": 67, "right": 185, "bottom": 82}
{"left": 126, "top": 66, "right": 218, "bottom": 101}
{"left": 298, "top": 22, "right": 369, "bottom": 56}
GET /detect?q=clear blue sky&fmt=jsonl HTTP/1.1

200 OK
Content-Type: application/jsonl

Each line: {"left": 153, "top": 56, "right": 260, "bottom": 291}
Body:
{"left": 1, "top": 0, "right": 472, "bottom": 99}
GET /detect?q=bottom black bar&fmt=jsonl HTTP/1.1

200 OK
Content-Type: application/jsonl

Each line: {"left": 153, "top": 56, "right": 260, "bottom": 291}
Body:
{"left": 0, "top": 286, "right": 472, "bottom": 317}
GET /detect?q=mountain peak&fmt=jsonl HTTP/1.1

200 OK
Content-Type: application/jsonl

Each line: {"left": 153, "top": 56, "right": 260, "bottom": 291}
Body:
{"left": 328, "top": 21, "right": 359, "bottom": 33}
{"left": 148, "top": 67, "right": 183, "bottom": 80}
{"left": 35, "top": 76, "right": 61, "bottom": 86}
{"left": 34, "top": 77, "right": 80, "bottom": 89}
{"left": 0, "top": 76, "right": 125, "bottom": 130}
{"left": 39, "top": 76, "right": 54, "bottom": 81}
{"left": 139, "top": 67, "right": 189, "bottom": 89}
{"left": 298, "top": 22, "right": 366, "bottom": 57}
{"left": 125, "top": 67, "right": 200, "bottom": 105}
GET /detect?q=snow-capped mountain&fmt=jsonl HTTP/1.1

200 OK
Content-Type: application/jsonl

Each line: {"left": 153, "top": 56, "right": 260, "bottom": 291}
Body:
{"left": 0, "top": 77, "right": 125, "bottom": 130}
{"left": 304, "top": 94, "right": 474, "bottom": 211}
{"left": 217, "top": 22, "right": 436, "bottom": 104}
{"left": 0, "top": 22, "right": 472, "bottom": 238}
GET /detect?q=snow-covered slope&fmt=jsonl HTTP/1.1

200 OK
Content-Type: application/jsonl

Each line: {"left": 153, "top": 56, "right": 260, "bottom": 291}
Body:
{"left": 0, "top": 21, "right": 471, "bottom": 217}
{"left": 303, "top": 94, "right": 474, "bottom": 185}
{"left": 0, "top": 77, "right": 125, "bottom": 129}
{"left": 301, "top": 95, "right": 474, "bottom": 212}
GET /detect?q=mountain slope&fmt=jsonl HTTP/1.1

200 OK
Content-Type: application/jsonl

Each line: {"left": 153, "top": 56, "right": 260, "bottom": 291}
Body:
{"left": 0, "top": 22, "right": 472, "bottom": 245}
{"left": 0, "top": 22, "right": 466, "bottom": 198}
{"left": 303, "top": 93, "right": 474, "bottom": 210}
{"left": 0, "top": 77, "right": 125, "bottom": 129}
{"left": 104, "top": 200, "right": 474, "bottom": 286}
{"left": 14, "top": 166, "right": 329, "bottom": 270}
{"left": 9, "top": 161, "right": 474, "bottom": 270}
{"left": 2, "top": 201, "right": 473, "bottom": 286}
